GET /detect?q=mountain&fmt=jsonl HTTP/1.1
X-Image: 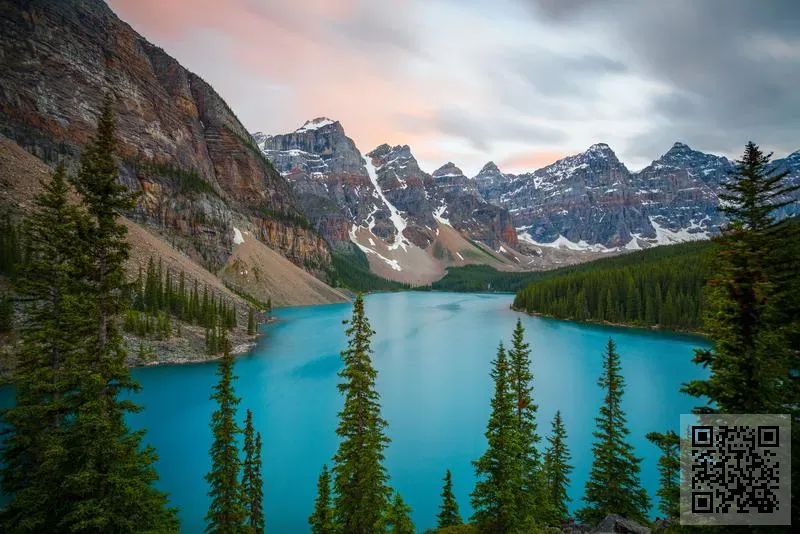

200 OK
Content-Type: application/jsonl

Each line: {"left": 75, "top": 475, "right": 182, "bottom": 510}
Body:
{"left": 485, "top": 142, "right": 799, "bottom": 250}
{"left": 255, "top": 121, "right": 523, "bottom": 284}
{"left": 0, "top": 0, "right": 333, "bottom": 280}
{"left": 474, "top": 161, "right": 514, "bottom": 203}
{"left": 0, "top": 0, "right": 346, "bottom": 308}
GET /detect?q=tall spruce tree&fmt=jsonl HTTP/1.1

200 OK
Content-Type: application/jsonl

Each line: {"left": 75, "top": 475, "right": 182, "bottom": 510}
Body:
{"left": 241, "top": 409, "right": 264, "bottom": 534}
{"left": 683, "top": 142, "right": 798, "bottom": 414}
{"left": 577, "top": 339, "right": 649, "bottom": 526}
{"left": 309, "top": 464, "right": 335, "bottom": 534}
{"left": 205, "top": 328, "right": 246, "bottom": 532}
{"left": 436, "top": 469, "right": 463, "bottom": 528}
{"left": 681, "top": 142, "right": 800, "bottom": 525}
{"left": 383, "top": 492, "right": 414, "bottom": 534}
{"left": 331, "top": 294, "right": 391, "bottom": 533}
{"left": 0, "top": 163, "right": 92, "bottom": 531}
{"left": 471, "top": 342, "right": 519, "bottom": 533}
{"left": 507, "top": 319, "right": 548, "bottom": 527}
{"left": 645, "top": 431, "right": 680, "bottom": 521}
{"left": 543, "top": 410, "right": 573, "bottom": 522}
{"left": 59, "top": 97, "right": 178, "bottom": 532}
{"left": 247, "top": 307, "right": 256, "bottom": 335}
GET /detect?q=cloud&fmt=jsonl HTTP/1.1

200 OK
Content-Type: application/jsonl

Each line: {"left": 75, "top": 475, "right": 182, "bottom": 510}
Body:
{"left": 107, "top": 0, "right": 800, "bottom": 178}
{"left": 498, "top": 150, "right": 565, "bottom": 173}
{"left": 522, "top": 0, "right": 800, "bottom": 163}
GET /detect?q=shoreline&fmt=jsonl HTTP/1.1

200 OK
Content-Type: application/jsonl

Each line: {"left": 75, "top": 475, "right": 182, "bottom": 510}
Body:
{"left": 511, "top": 306, "right": 709, "bottom": 338}
{"left": 131, "top": 316, "right": 279, "bottom": 369}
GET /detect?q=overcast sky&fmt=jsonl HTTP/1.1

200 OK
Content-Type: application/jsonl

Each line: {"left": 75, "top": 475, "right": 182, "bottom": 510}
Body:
{"left": 108, "top": 0, "right": 800, "bottom": 176}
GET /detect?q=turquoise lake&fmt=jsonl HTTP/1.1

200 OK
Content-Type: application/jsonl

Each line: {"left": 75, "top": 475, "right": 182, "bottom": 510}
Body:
{"left": 2, "top": 292, "right": 711, "bottom": 532}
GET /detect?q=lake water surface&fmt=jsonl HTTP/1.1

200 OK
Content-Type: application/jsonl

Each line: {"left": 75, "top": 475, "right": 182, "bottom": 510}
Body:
{"left": 2, "top": 292, "right": 711, "bottom": 532}
{"left": 125, "top": 292, "right": 709, "bottom": 532}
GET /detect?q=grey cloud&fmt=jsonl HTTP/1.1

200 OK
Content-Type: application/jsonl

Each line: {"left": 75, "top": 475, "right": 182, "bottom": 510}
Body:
{"left": 325, "top": 1, "right": 424, "bottom": 56}
{"left": 523, "top": 0, "right": 800, "bottom": 159}
{"left": 506, "top": 51, "right": 628, "bottom": 98}
{"left": 394, "top": 107, "right": 568, "bottom": 152}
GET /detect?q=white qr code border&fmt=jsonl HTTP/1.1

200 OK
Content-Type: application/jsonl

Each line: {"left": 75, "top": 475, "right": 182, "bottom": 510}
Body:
{"left": 679, "top": 413, "right": 791, "bottom": 526}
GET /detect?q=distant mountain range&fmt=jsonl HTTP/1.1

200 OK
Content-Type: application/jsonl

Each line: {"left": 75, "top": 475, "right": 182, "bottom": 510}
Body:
{"left": 253, "top": 120, "right": 800, "bottom": 280}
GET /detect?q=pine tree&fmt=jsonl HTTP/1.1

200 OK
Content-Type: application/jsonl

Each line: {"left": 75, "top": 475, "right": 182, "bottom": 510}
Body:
{"left": 241, "top": 409, "right": 264, "bottom": 534}
{"left": 309, "top": 464, "right": 335, "bottom": 534}
{"left": 436, "top": 469, "right": 463, "bottom": 528}
{"left": 577, "top": 339, "right": 649, "bottom": 525}
{"left": 383, "top": 492, "right": 414, "bottom": 534}
{"left": 507, "top": 319, "right": 548, "bottom": 526}
{"left": 205, "top": 327, "right": 245, "bottom": 533}
{"left": 60, "top": 97, "right": 178, "bottom": 532}
{"left": 471, "top": 342, "right": 519, "bottom": 533}
{"left": 0, "top": 163, "right": 91, "bottom": 531}
{"left": 247, "top": 307, "right": 256, "bottom": 335}
{"left": 331, "top": 294, "right": 392, "bottom": 533}
{"left": 543, "top": 410, "right": 573, "bottom": 522}
{"left": 645, "top": 431, "right": 680, "bottom": 521}
{"left": 680, "top": 143, "right": 800, "bottom": 524}
{"left": 683, "top": 142, "right": 799, "bottom": 414}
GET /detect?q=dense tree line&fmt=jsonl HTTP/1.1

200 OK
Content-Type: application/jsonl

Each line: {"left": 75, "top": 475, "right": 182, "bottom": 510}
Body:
{"left": 329, "top": 248, "right": 410, "bottom": 293}
{"left": 128, "top": 257, "right": 237, "bottom": 331}
{"left": 513, "top": 241, "right": 713, "bottom": 330}
{"left": 0, "top": 213, "right": 23, "bottom": 281}
{"left": 424, "top": 265, "right": 537, "bottom": 293}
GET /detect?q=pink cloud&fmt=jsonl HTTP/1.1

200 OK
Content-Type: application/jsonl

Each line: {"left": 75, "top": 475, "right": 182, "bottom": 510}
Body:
{"left": 499, "top": 150, "right": 565, "bottom": 173}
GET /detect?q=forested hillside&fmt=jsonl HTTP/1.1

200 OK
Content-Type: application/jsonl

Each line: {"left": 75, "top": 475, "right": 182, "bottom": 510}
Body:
{"left": 512, "top": 241, "right": 714, "bottom": 331}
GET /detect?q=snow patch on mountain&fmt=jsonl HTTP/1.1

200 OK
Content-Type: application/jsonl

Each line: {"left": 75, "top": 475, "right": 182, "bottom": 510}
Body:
{"left": 348, "top": 225, "right": 403, "bottom": 271}
{"left": 433, "top": 202, "right": 451, "bottom": 226}
{"left": 295, "top": 118, "right": 335, "bottom": 133}
{"left": 519, "top": 232, "right": 615, "bottom": 253}
{"left": 647, "top": 216, "right": 710, "bottom": 245}
{"left": 232, "top": 227, "right": 244, "bottom": 245}
{"left": 362, "top": 154, "right": 410, "bottom": 250}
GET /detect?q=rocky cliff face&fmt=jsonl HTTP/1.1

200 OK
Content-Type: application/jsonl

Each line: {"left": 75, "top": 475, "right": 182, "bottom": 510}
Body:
{"left": 0, "top": 0, "right": 331, "bottom": 275}
{"left": 255, "top": 118, "right": 393, "bottom": 251}
{"left": 255, "top": 120, "right": 519, "bottom": 255}
{"left": 480, "top": 142, "right": 799, "bottom": 249}
{"left": 475, "top": 161, "right": 513, "bottom": 203}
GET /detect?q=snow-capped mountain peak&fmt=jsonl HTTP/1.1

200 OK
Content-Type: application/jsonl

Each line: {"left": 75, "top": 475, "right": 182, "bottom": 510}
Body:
{"left": 295, "top": 117, "right": 338, "bottom": 133}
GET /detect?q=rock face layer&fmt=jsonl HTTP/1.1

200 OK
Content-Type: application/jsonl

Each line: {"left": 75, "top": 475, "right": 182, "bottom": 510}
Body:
{"left": 479, "top": 142, "right": 800, "bottom": 249}
{"left": 256, "top": 120, "right": 520, "bottom": 282}
{"left": 0, "top": 0, "right": 331, "bottom": 275}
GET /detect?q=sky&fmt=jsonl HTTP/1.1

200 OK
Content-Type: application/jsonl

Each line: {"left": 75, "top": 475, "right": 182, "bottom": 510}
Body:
{"left": 107, "top": 0, "right": 800, "bottom": 176}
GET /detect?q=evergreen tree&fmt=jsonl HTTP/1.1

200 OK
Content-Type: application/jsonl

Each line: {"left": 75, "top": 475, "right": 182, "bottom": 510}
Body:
{"left": 683, "top": 142, "right": 798, "bottom": 414}
{"left": 0, "top": 293, "right": 12, "bottom": 332}
{"left": 0, "top": 163, "right": 90, "bottom": 531}
{"left": 383, "top": 492, "right": 414, "bottom": 534}
{"left": 436, "top": 469, "right": 463, "bottom": 528}
{"left": 331, "top": 295, "right": 392, "bottom": 533}
{"left": 247, "top": 307, "right": 256, "bottom": 336}
{"left": 543, "top": 410, "right": 573, "bottom": 522}
{"left": 205, "top": 327, "right": 245, "bottom": 533}
{"left": 309, "top": 464, "right": 335, "bottom": 534}
{"left": 645, "top": 431, "right": 680, "bottom": 521}
{"left": 241, "top": 409, "right": 264, "bottom": 534}
{"left": 680, "top": 144, "right": 800, "bottom": 524}
{"left": 577, "top": 339, "right": 649, "bottom": 526}
{"left": 471, "top": 342, "right": 519, "bottom": 533}
{"left": 507, "top": 319, "right": 548, "bottom": 526}
{"left": 60, "top": 98, "right": 178, "bottom": 532}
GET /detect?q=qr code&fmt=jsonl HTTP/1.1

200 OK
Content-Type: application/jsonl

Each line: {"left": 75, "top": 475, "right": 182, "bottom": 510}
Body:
{"left": 680, "top": 414, "right": 791, "bottom": 526}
